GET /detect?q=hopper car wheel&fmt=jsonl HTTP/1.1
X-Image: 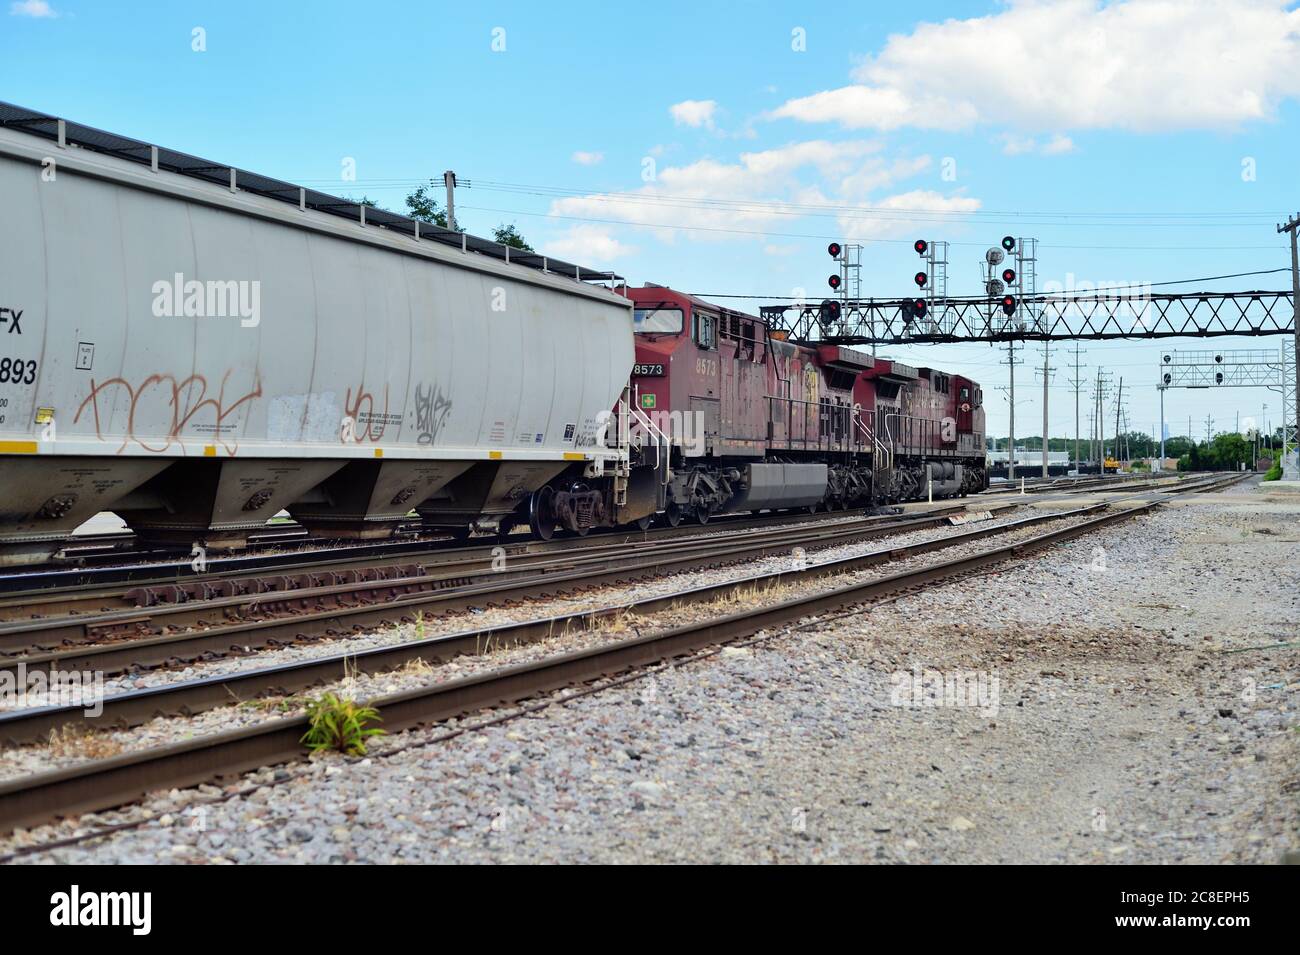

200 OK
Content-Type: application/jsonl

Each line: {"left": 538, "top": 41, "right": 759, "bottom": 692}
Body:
{"left": 529, "top": 486, "right": 557, "bottom": 541}
{"left": 806, "top": 502, "right": 820, "bottom": 515}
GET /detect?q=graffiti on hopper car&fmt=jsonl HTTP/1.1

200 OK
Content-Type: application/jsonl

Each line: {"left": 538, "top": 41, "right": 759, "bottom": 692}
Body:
{"left": 413, "top": 382, "right": 453, "bottom": 445}
{"left": 342, "top": 379, "right": 395, "bottom": 443}
{"left": 74, "top": 372, "right": 263, "bottom": 454}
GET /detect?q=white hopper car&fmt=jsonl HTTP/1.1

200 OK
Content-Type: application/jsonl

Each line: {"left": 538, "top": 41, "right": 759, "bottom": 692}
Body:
{"left": 0, "top": 104, "right": 636, "bottom": 565}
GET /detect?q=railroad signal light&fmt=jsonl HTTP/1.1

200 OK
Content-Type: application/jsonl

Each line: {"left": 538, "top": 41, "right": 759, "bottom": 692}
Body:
{"left": 1215, "top": 372, "right": 1224, "bottom": 384}
{"left": 1001, "top": 294, "right": 1017, "bottom": 316}
{"left": 1001, "top": 235, "right": 1016, "bottom": 252}
{"left": 1001, "top": 268, "right": 1016, "bottom": 285}
{"left": 818, "top": 299, "right": 842, "bottom": 325}
{"left": 827, "top": 242, "right": 842, "bottom": 258}
{"left": 913, "top": 298, "right": 928, "bottom": 319}
{"left": 827, "top": 273, "right": 842, "bottom": 290}
{"left": 1162, "top": 372, "right": 1172, "bottom": 385}
{"left": 914, "top": 271, "right": 928, "bottom": 288}
{"left": 914, "top": 239, "right": 928, "bottom": 256}
{"left": 900, "top": 299, "right": 917, "bottom": 323}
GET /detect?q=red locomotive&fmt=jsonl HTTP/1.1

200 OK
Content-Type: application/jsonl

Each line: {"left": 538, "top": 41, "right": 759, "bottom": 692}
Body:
{"left": 616, "top": 284, "right": 987, "bottom": 526}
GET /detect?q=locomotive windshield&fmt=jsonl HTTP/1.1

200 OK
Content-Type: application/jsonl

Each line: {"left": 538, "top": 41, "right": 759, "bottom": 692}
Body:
{"left": 633, "top": 307, "right": 684, "bottom": 334}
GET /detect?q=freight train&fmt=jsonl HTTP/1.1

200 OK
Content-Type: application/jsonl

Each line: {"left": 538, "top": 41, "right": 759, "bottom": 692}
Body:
{"left": 0, "top": 103, "right": 985, "bottom": 565}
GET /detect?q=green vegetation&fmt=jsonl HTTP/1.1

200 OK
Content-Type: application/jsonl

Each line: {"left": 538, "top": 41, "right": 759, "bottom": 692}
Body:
{"left": 404, "top": 180, "right": 453, "bottom": 228}
{"left": 492, "top": 223, "right": 534, "bottom": 251}
{"left": 301, "top": 693, "right": 385, "bottom": 757}
{"left": 1177, "top": 432, "right": 1252, "bottom": 472}
{"left": 1264, "top": 462, "right": 1283, "bottom": 481}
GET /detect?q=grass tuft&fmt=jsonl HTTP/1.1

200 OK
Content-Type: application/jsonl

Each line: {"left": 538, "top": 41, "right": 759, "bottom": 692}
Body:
{"left": 300, "top": 692, "right": 385, "bottom": 756}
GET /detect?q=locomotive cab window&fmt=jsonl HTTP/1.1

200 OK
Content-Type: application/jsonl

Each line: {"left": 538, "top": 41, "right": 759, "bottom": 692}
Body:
{"left": 694, "top": 311, "right": 718, "bottom": 350}
{"left": 633, "top": 307, "right": 684, "bottom": 335}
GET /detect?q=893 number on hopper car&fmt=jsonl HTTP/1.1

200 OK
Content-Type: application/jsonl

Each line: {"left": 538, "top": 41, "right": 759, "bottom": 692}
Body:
{"left": 0, "top": 358, "right": 36, "bottom": 385}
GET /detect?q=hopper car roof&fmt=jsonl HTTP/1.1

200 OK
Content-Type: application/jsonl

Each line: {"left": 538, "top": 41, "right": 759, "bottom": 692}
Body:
{"left": 0, "top": 100, "right": 621, "bottom": 286}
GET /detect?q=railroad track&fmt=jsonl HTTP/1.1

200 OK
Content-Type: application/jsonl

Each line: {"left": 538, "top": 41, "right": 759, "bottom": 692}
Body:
{"left": 0, "top": 502, "right": 896, "bottom": 596}
{"left": 0, "top": 504, "right": 995, "bottom": 661}
{"left": 0, "top": 498, "right": 1157, "bottom": 836}
{"left": 0, "top": 504, "right": 1008, "bottom": 686}
{"left": 0, "top": 471, "right": 1249, "bottom": 837}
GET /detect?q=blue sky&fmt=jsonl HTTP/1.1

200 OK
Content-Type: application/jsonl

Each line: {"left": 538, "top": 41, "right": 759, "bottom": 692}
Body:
{"left": 4, "top": 0, "right": 1299, "bottom": 446}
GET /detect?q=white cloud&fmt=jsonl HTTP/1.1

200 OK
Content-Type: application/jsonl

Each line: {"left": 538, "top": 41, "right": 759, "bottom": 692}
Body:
{"left": 571, "top": 150, "right": 604, "bottom": 166}
{"left": 544, "top": 225, "right": 636, "bottom": 264}
{"left": 1041, "top": 134, "right": 1076, "bottom": 155}
{"left": 998, "top": 133, "right": 1076, "bottom": 156}
{"left": 10, "top": 0, "right": 58, "bottom": 16}
{"left": 770, "top": 0, "right": 1300, "bottom": 133}
{"left": 669, "top": 99, "right": 718, "bottom": 129}
{"left": 834, "top": 190, "right": 982, "bottom": 242}
{"left": 548, "top": 139, "right": 966, "bottom": 244}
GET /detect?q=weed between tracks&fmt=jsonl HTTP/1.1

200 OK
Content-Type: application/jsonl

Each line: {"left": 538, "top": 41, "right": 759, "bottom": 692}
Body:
{"left": 300, "top": 692, "right": 385, "bottom": 757}
{"left": 46, "top": 725, "right": 123, "bottom": 760}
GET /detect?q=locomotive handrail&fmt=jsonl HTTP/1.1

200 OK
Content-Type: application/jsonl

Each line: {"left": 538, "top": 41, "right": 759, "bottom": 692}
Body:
{"left": 620, "top": 392, "right": 671, "bottom": 485}
{"left": 763, "top": 394, "right": 858, "bottom": 456}
{"left": 854, "top": 410, "right": 892, "bottom": 471}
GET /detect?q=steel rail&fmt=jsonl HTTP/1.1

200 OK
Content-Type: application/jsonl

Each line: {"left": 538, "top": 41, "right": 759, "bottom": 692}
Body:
{"left": 0, "top": 503, "right": 1100, "bottom": 747}
{"left": 0, "top": 499, "right": 1163, "bottom": 834}
{"left": 0, "top": 501, "right": 906, "bottom": 597}
{"left": 0, "top": 506, "right": 1000, "bottom": 660}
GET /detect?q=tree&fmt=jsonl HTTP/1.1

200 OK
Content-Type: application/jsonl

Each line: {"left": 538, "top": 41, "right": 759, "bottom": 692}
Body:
{"left": 493, "top": 223, "right": 533, "bottom": 252}
{"left": 404, "top": 180, "right": 450, "bottom": 228}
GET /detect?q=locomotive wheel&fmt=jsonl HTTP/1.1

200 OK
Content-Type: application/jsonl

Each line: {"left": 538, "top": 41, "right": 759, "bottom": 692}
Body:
{"left": 695, "top": 507, "right": 710, "bottom": 525}
{"left": 529, "top": 486, "right": 557, "bottom": 541}
{"left": 663, "top": 502, "right": 683, "bottom": 527}
{"left": 636, "top": 515, "right": 653, "bottom": 532}
{"left": 806, "top": 502, "right": 820, "bottom": 515}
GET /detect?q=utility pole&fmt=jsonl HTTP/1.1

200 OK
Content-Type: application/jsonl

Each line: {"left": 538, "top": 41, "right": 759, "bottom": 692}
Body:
{"left": 1038, "top": 344, "right": 1054, "bottom": 477}
{"left": 1068, "top": 343, "right": 1086, "bottom": 474}
{"left": 1113, "top": 377, "right": 1124, "bottom": 464}
{"left": 443, "top": 170, "right": 458, "bottom": 232}
{"left": 1276, "top": 212, "right": 1300, "bottom": 462}
{"left": 1204, "top": 414, "right": 1215, "bottom": 442}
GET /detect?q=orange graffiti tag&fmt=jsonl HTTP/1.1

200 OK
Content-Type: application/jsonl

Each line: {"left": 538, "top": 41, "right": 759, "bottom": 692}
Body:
{"left": 342, "top": 379, "right": 392, "bottom": 443}
{"left": 74, "top": 372, "right": 263, "bottom": 455}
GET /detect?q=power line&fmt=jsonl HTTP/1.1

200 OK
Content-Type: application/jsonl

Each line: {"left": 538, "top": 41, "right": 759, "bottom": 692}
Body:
{"left": 454, "top": 203, "right": 1285, "bottom": 252}
{"left": 309, "top": 174, "right": 1290, "bottom": 225}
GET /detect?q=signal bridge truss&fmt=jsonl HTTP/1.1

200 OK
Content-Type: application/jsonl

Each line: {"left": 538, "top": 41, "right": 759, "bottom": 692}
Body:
{"left": 1157, "top": 344, "right": 1298, "bottom": 456}
{"left": 761, "top": 289, "right": 1295, "bottom": 344}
